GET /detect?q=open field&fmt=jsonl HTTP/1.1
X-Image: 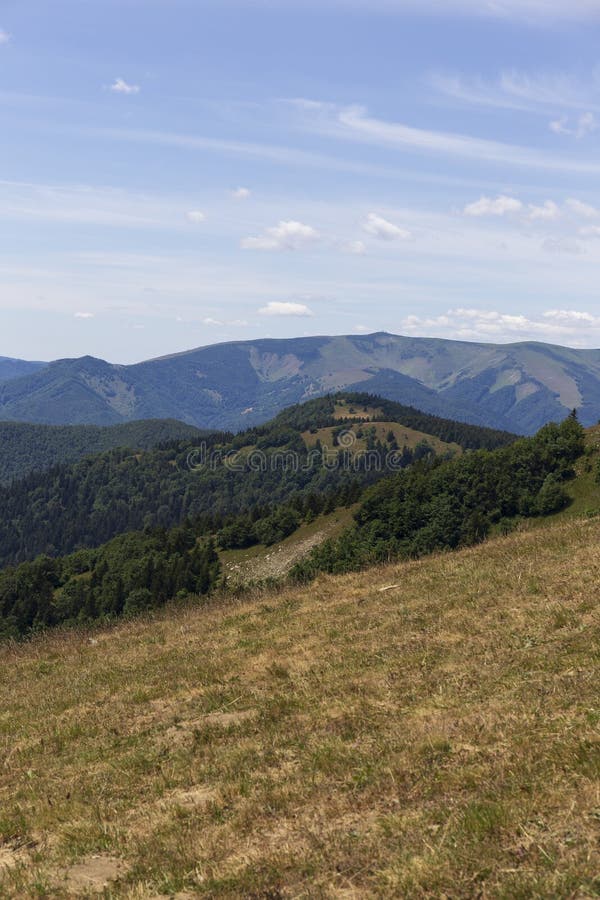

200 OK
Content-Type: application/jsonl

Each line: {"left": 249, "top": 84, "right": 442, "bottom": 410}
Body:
{"left": 0, "top": 518, "right": 598, "bottom": 897}
{"left": 301, "top": 422, "right": 461, "bottom": 457}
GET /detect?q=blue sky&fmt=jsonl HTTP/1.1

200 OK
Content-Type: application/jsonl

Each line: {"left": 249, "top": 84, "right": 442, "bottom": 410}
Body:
{"left": 2, "top": 0, "right": 600, "bottom": 362}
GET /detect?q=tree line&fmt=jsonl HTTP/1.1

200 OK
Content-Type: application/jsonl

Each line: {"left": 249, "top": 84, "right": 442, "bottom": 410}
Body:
{"left": 291, "top": 415, "right": 585, "bottom": 580}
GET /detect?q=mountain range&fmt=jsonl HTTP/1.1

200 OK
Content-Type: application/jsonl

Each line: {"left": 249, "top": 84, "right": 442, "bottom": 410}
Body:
{"left": 1, "top": 332, "right": 599, "bottom": 434}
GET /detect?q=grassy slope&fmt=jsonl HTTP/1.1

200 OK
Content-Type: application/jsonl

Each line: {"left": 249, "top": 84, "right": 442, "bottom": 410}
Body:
{"left": 301, "top": 421, "right": 461, "bottom": 456}
{"left": 0, "top": 519, "right": 598, "bottom": 897}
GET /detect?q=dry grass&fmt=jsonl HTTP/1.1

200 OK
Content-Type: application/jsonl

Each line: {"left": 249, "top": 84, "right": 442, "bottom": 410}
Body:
{"left": 0, "top": 518, "right": 599, "bottom": 897}
{"left": 301, "top": 421, "right": 460, "bottom": 457}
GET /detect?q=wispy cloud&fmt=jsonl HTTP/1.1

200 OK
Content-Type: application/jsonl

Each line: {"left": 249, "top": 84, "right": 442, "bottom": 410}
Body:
{"left": 430, "top": 69, "right": 600, "bottom": 114}
{"left": 231, "top": 187, "right": 251, "bottom": 199}
{"left": 110, "top": 78, "right": 140, "bottom": 95}
{"left": 340, "top": 240, "right": 367, "bottom": 255}
{"left": 86, "top": 125, "right": 411, "bottom": 180}
{"left": 363, "top": 213, "right": 412, "bottom": 240}
{"left": 567, "top": 198, "right": 599, "bottom": 219}
{"left": 0, "top": 29, "right": 11, "bottom": 45}
{"left": 186, "top": 210, "right": 206, "bottom": 223}
{"left": 550, "top": 112, "right": 597, "bottom": 138}
{"left": 295, "top": 101, "right": 600, "bottom": 175}
{"left": 220, "top": 0, "right": 600, "bottom": 23}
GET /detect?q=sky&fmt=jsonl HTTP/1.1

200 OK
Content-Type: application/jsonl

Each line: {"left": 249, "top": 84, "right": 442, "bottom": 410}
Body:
{"left": 2, "top": 0, "right": 600, "bottom": 362}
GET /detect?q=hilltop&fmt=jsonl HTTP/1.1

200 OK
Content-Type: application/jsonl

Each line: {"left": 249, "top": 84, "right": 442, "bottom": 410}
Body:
{"left": 0, "top": 516, "right": 597, "bottom": 897}
{"left": 3, "top": 332, "right": 600, "bottom": 434}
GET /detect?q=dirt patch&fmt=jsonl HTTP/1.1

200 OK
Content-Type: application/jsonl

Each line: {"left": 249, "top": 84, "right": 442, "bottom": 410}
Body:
{"left": 150, "top": 894, "right": 197, "bottom": 899}
{"left": 225, "top": 531, "right": 340, "bottom": 584}
{"left": 63, "top": 855, "right": 129, "bottom": 893}
{"left": 163, "top": 786, "right": 215, "bottom": 809}
{"left": 204, "top": 708, "right": 257, "bottom": 727}
{"left": 0, "top": 845, "right": 26, "bottom": 870}
{"left": 160, "top": 708, "right": 257, "bottom": 749}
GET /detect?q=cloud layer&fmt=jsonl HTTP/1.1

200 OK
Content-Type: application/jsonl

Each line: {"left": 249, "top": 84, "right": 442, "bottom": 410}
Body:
{"left": 403, "top": 307, "right": 600, "bottom": 345}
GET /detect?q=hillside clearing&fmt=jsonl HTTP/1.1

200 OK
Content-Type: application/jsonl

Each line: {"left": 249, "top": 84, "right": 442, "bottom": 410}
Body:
{"left": 0, "top": 518, "right": 598, "bottom": 897}
{"left": 220, "top": 508, "right": 356, "bottom": 585}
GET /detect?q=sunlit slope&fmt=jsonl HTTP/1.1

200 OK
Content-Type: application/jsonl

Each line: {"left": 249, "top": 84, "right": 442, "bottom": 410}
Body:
{"left": 0, "top": 518, "right": 598, "bottom": 897}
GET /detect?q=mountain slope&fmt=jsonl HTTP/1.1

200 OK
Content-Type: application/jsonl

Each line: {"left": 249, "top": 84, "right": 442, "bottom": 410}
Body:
{"left": 2, "top": 332, "right": 600, "bottom": 433}
{"left": 0, "top": 419, "right": 205, "bottom": 485}
{"left": 0, "top": 356, "right": 46, "bottom": 384}
{"left": 0, "top": 393, "right": 510, "bottom": 568}
{"left": 0, "top": 516, "right": 597, "bottom": 897}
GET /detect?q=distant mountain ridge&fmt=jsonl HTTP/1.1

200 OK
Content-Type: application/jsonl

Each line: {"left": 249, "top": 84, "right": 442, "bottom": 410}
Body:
{"left": 2, "top": 332, "right": 600, "bottom": 434}
{"left": 0, "top": 356, "right": 46, "bottom": 384}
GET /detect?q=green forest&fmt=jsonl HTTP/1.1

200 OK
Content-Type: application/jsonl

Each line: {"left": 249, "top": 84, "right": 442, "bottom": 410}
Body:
{"left": 0, "top": 525, "right": 221, "bottom": 640}
{"left": 0, "top": 393, "right": 521, "bottom": 638}
{"left": 291, "top": 415, "right": 585, "bottom": 580}
{"left": 0, "top": 418, "right": 206, "bottom": 484}
{"left": 0, "top": 402, "right": 584, "bottom": 641}
{"left": 0, "top": 393, "right": 512, "bottom": 568}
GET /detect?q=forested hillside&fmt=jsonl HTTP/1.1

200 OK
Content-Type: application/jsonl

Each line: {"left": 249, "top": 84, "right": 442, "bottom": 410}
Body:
{"left": 0, "top": 524, "right": 221, "bottom": 640}
{"left": 0, "top": 409, "right": 584, "bottom": 640}
{"left": 0, "top": 394, "right": 512, "bottom": 568}
{"left": 0, "top": 419, "right": 205, "bottom": 484}
{"left": 293, "top": 415, "right": 585, "bottom": 579}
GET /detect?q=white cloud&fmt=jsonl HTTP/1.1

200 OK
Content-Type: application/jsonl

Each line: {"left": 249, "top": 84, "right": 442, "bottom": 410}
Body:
{"left": 258, "top": 301, "right": 314, "bottom": 317}
{"left": 110, "top": 78, "right": 140, "bottom": 95}
{"left": 363, "top": 213, "right": 411, "bottom": 241}
{"left": 527, "top": 200, "right": 560, "bottom": 221}
{"left": 0, "top": 29, "right": 10, "bottom": 45}
{"left": 186, "top": 210, "right": 206, "bottom": 223}
{"left": 203, "top": 317, "right": 223, "bottom": 326}
{"left": 550, "top": 112, "right": 597, "bottom": 138}
{"left": 579, "top": 225, "right": 600, "bottom": 238}
{"left": 550, "top": 117, "right": 571, "bottom": 136}
{"left": 241, "top": 220, "right": 319, "bottom": 251}
{"left": 567, "top": 198, "right": 599, "bottom": 219}
{"left": 577, "top": 112, "right": 597, "bottom": 137}
{"left": 353, "top": 324, "right": 371, "bottom": 333}
{"left": 341, "top": 240, "right": 367, "bottom": 255}
{"left": 463, "top": 195, "right": 523, "bottom": 217}
{"left": 544, "top": 309, "right": 596, "bottom": 323}
{"left": 231, "top": 187, "right": 251, "bottom": 199}
{"left": 74, "top": 311, "right": 95, "bottom": 319}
